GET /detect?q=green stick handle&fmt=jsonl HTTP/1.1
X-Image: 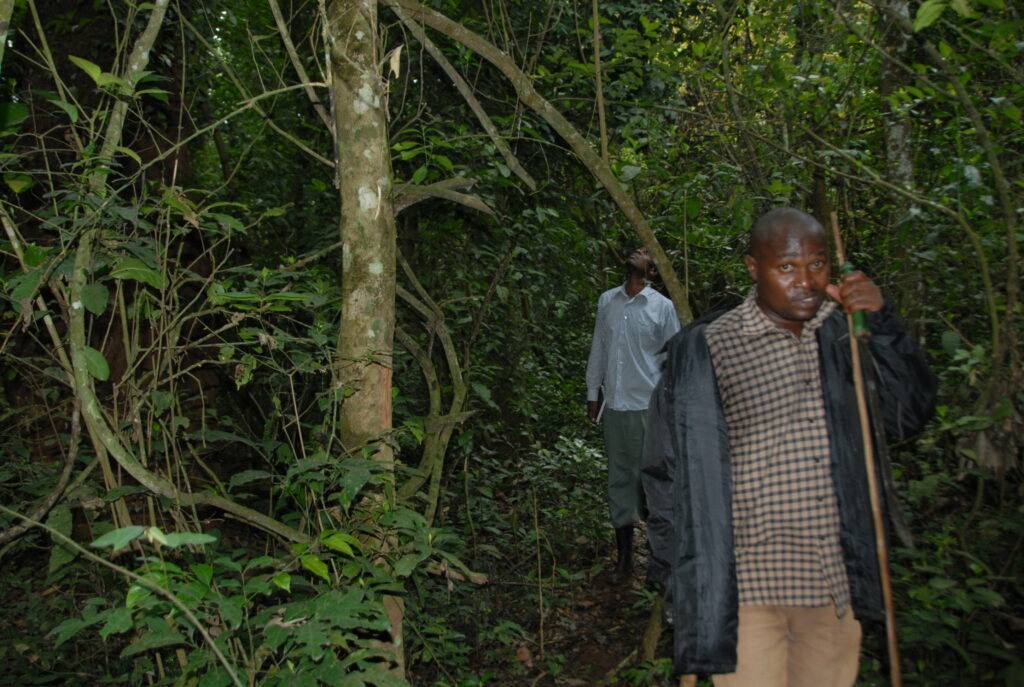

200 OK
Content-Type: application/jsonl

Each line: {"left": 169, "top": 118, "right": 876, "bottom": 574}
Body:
{"left": 840, "top": 262, "right": 868, "bottom": 335}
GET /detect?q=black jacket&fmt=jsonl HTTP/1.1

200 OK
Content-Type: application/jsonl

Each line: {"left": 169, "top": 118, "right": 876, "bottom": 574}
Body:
{"left": 641, "top": 302, "right": 936, "bottom": 676}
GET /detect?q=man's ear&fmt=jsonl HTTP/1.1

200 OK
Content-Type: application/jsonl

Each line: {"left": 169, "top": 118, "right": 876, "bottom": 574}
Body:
{"left": 744, "top": 254, "right": 758, "bottom": 280}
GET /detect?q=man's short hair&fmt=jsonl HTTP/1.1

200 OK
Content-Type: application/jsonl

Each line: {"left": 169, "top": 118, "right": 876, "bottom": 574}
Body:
{"left": 748, "top": 208, "right": 824, "bottom": 255}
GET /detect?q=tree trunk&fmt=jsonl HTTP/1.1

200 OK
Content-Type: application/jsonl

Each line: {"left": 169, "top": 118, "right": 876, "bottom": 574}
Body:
{"left": 327, "top": 0, "right": 404, "bottom": 674}
{"left": 878, "top": 0, "right": 919, "bottom": 318}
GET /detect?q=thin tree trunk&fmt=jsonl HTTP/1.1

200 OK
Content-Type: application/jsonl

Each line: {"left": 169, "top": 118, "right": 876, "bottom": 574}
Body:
{"left": 0, "top": 0, "right": 14, "bottom": 67}
{"left": 878, "top": 0, "right": 919, "bottom": 317}
{"left": 592, "top": 0, "right": 608, "bottom": 162}
{"left": 327, "top": 0, "right": 404, "bottom": 674}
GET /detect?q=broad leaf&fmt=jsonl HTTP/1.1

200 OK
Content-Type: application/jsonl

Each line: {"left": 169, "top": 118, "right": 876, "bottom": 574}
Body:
{"left": 110, "top": 257, "right": 166, "bottom": 289}
{"left": 80, "top": 283, "right": 109, "bottom": 315}
{"left": 913, "top": 0, "right": 946, "bottom": 31}
{"left": 91, "top": 525, "right": 145, "bottom": 550}
{"left": 4, "top": 172, "right": 34, "bottom": 193}
{"left": 83, "top": 346, "right": 110, "bottom": 381}
{"left": 301, "top": 554, "right": 330, "bottom": 582}
{"left": 120, "top": 629, "right": 187, "bottom": 657}
{"left": 161, "top": 532, "right": 217, "bottom": 547}
{"left": 68, "top": 55, "right": 103, "bottom": 84}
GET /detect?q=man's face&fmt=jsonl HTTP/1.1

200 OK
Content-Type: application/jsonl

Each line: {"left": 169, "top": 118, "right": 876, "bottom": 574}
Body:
{"left": 744, "top": 223, "right": 830, "bottom": 336}
{"left": 627, "top": 248, "right": 656, "bottom": 279}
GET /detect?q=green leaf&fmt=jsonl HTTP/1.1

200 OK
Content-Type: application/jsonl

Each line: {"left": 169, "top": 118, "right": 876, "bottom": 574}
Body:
{"left": 361, "top": 664, "right": 413, "bottom": 687}
{"left": 95, "top": 72, "right": 128, "bottom": 90}
{"left": 80, "top": 283, "right": 109, "bottom": 315}
{"left": 301, "top": 554, "right": 331, "bottom": 582}
{"left": 941, "top": 330, "right": 960, "bottom": 355}
{"left": 198, "top": 668, "right": 234, "bottom": 687}
{"left": 161, "top": 532, "right": 218, "bottom": 548}
{"left": 120, "top": 629, "right": 187, "bottom": 657}
{"left": 217, "top": 595, "right": 244, "bottom": 628}
{"left": 471, "top": 381, "right": 498, "bottom": 409}
{"left": 433, "top": 153, "right": 453, "bottom": 172}
{"left": 0, "top": 102, "right": 29, "bottom": 131}
{"left": 50, "top": 99, "right": 79, "bottom": 123}
{"left": 91, "top": 525, "right": 145, "bottom": 550}
{"left": 48, "top": 618, "right": 88, "bottom": 648}
{"left": 272, "top": 572, "right": 291, "bottom": 592}
{"left": 970, "top": 587, "right": 1004, "bottom": 607}
{"left": 228, "top": 469, "right": 271, "bottom": 489}
{"left": 913, "top": 0, "right": 947, "bottom": 31}
{"left": 146, "top": 526, "right": 170, "bottom": 546}
{"left": 10, "top": 270, "right": 43, "bottom": 300}
{"left": 321, "top": 532, "right": 358, "bottom": 556}
{"left": 126, "top": 581, "right": 156, "bottom": 609}
{"left": 115, "top": 146, "right": 142, "bottom": 165}
{"left": 46, "top": 504, "right": 77, "bottom": 575}
{"left": 1002, "top": 104, "right": 1021, "bottom": 125}
{"left": 411, "top": 165, "right": 428, "bottom": 185}
{"left": 949, "top": 0, "right": 971, "bottom": 15}
{"left": 23, "top": 243, "right": 48, "bottom": 267}
{"left": 4, "top": 172, "right": 34, "bottom": 193}
{"left": 100, "top": 607, "right": 134, "bottom": 638}
{"left": 209, "top": 213, "right": 244, "bottom": 233}
{"left": 110, "top": 257, "right": 166, "bottom": 289}
{"left": 136, "top": 88, "right": 170, "bottom": 103}
{"left": 191, "top": 564, "right": 214, "bottom": 586}
{"left": 68, "top": 55, "right": 102, "bottom": 84}
{"left": 393, "top": 552, "right": 429, "bottom": 578}
{"left": 685, "top": 196, "right": 702, "bottom": 219}
{"left": 619, "top": 165, "right": 643, "bottom": 182}
{"left": 83, "top": 346, "right": 110, "bottom": 381}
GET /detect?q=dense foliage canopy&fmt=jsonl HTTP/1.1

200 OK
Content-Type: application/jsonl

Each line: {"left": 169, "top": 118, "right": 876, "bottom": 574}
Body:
{"left": 0, "top": 0, "right": 1020, "bottom": 685}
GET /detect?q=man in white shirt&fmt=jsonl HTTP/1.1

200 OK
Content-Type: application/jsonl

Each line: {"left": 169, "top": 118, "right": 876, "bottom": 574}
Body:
{"left": 586, "top": 247, "right": 681, "bottom": 584}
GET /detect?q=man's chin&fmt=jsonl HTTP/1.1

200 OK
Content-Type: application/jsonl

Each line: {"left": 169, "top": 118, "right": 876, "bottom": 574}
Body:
{"left": 787, "top": 301, "right": 822, "bottom": 319}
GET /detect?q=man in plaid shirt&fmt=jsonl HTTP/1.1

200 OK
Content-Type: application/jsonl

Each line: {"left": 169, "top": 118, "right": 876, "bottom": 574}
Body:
{"left": 643, "top": 208, "right": 935, "bottom": 686}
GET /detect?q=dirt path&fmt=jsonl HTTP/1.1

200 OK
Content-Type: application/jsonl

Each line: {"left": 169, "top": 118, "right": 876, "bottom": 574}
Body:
{"left": 502, "top": 529, "right": 674, "bottom": 686}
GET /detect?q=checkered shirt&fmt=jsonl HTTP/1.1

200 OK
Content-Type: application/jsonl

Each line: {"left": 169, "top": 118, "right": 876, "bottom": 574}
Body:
{"left": 705, "top": 293, "right": 851, "bottom": 613}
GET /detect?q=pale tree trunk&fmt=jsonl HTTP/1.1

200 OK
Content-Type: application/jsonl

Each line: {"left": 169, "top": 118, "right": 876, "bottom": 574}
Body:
{"left": 878, "top": 0, "right": 919, "bottom": 318}
{"left": 0, "top": 0, "right": 13, "bottom": 67}
{"left": 326, "top": 0, "right": 404, "bottom": 674}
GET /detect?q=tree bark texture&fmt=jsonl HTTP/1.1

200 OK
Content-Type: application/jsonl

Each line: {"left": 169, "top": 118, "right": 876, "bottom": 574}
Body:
{"left": 329, "top": 0, "right": 398, "bottom": 464}
{"left": 327, "top": 0, "right": 405, "bottom": 675}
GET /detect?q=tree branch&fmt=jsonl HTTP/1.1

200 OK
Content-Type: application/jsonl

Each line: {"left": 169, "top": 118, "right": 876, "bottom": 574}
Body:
{"left": 390, "top": 3, "right": 537, "bottom": 190}
{"left": 384, "top": 0, "right": 692, "bottom": 324}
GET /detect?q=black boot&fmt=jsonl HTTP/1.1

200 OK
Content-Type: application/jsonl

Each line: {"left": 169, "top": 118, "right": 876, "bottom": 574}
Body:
{"left": 607, "top": 525, "right": 633, "bottom": 585}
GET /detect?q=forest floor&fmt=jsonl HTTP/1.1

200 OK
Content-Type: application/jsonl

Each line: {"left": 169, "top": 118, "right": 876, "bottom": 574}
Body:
{"left": 495, "top": 529, "right": 678, "bottom": 687}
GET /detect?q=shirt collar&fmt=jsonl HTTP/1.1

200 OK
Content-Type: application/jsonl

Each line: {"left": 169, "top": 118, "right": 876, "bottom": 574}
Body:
{"left": 738, "top": 289, "right": 836, "bottom": 341}
{"left": 615, "top": 283, "right": 653, "bottom": 302}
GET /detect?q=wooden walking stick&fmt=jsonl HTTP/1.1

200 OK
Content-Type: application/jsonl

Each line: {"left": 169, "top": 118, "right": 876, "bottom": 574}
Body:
{"left": 830, "top": 212, "right": 902, "bottom": 686}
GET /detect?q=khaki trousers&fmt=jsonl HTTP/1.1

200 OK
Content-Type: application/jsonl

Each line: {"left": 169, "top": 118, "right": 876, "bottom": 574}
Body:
{"left": 711, "top": 605, "right": 862, "bottom": 687}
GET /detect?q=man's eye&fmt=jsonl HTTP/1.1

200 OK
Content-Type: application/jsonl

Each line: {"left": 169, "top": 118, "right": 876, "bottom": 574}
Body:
{"left": 811, "top": 260, "right": 824, "bottom": 269}
{"left": 779, "top": 264, "right": 792, "bottom": 272}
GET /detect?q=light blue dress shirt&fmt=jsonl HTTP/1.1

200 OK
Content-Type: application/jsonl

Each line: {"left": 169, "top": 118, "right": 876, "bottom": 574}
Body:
{"left": 586, "top": 284, "right": 680, "bottom": 411}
